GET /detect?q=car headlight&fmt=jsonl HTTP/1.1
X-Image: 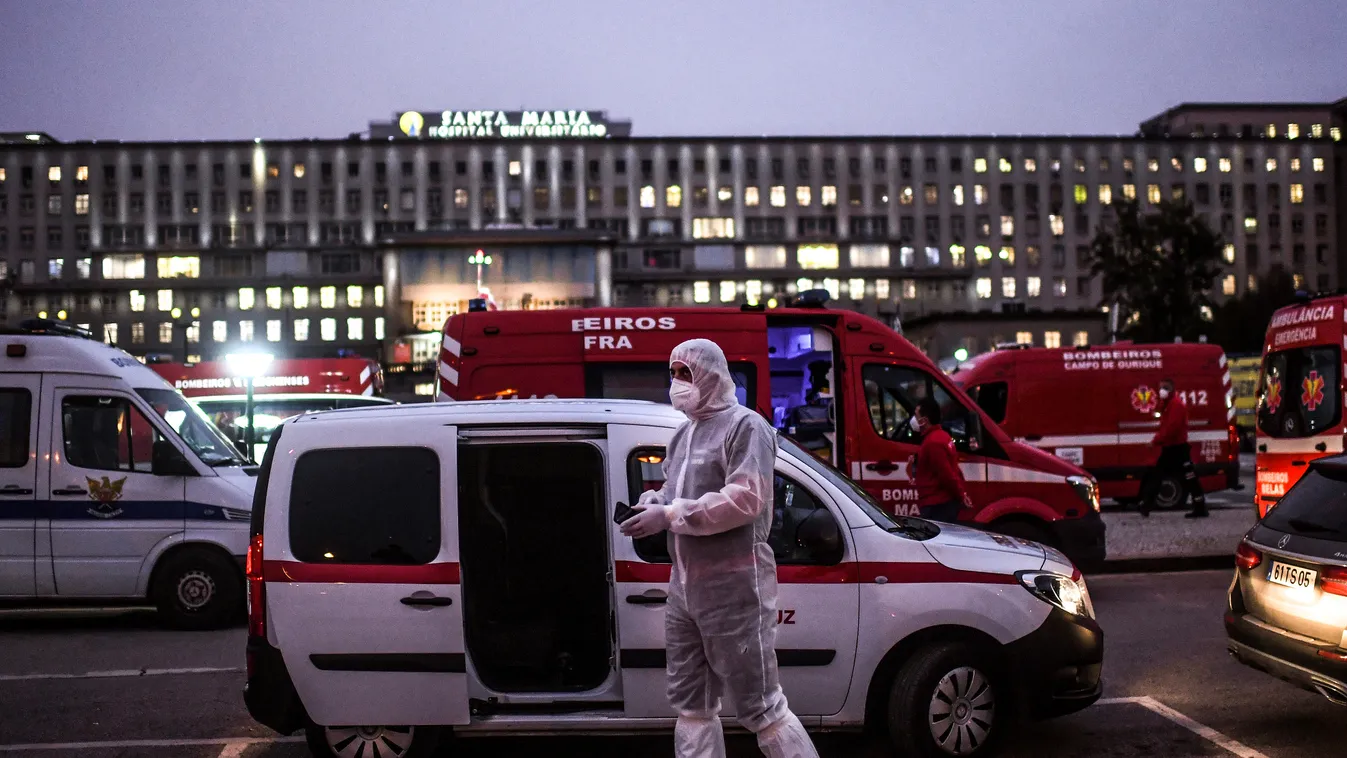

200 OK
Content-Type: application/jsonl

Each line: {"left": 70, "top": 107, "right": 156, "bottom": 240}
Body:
{"left": 1067, "top": 475, "right": 1100, "bottom": 513}
{"left": 1016, "top": 570, "right": 1095, "bottom": 619}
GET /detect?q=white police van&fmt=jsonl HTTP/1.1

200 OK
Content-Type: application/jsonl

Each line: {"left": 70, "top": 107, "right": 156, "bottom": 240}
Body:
{"left": 0, "top": 321, "right": 254, "bottom": 628}
{"left": 244, "top": 399, "right": 1103, "bottom": 758}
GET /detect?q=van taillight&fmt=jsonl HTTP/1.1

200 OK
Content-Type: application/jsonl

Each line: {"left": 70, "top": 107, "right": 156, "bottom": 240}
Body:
{"left": 1322, "top": 566, "right": 1347, "bottom": 597}
{"left": 1228, "top": 425, "right": 1239, "bottom": 458}
{"left": 246, "top": 534, "right": 266, "bottom": 638}
{"left": 1235, "top": 541, "right": 1263, "bottom": 571}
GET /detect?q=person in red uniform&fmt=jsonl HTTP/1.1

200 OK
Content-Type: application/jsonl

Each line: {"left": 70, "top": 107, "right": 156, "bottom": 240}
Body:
{"left": 907, "top": 397, "right": 972, "bottom": 522}
{"left": 1139, "top": 378, "right": 1209, "bottom": 518}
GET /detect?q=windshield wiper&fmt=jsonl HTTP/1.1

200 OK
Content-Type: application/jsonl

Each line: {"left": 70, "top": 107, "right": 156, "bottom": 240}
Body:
{"left": 208, "top": 456, "right": 248, "bottom": 467}
{"left": 1286, "top": 517, "right": 1341, "bottom": 535}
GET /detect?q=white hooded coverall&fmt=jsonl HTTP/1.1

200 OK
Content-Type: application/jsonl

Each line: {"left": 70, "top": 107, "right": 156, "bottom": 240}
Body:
{"left": 634, "top": 338, "right": 819, "bottom": 758}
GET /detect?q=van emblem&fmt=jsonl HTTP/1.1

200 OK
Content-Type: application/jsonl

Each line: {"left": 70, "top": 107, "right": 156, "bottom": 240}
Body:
{"left": 1278, "top": 535, "right": 1290, "bottom": 549}
{"left": 1301, "top": 372, "right": 1325, "bottom": 412}
{"left": 85, "top": 476, "right": 126, "bottom": 519}
{"left": 1265, "top": 377, "right": 1282, "bottom": 415}
{"left": 1130, "top": 385, "right": 1158, "bottom": 414}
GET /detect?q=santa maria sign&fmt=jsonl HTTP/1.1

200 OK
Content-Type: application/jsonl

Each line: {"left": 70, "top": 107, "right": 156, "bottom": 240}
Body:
{"left": 398, "top": 110, "right": 612, "bottom": 139}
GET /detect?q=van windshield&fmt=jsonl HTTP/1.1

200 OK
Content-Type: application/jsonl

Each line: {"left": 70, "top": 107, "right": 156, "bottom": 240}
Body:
{"left": 1262, "top": 466, "right": 1347, "bottom": 541}
{"left": 135, "top": 388, "right": 248, "bottom": 467}
{"left": 1257, "top": 346, "right": 1341, "bottom": 439}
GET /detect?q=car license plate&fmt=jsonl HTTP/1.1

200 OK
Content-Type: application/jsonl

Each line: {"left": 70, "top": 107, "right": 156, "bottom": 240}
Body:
{"left": 1268, "top": 560, "right": 1318, "bottom": 590}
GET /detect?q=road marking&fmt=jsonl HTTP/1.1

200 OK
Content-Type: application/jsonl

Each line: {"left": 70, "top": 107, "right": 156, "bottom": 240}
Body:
{"left": 217, "top": 742, "right": 252, "bottom": 758}
{"left": 0, "top": 666, "right": 241, "bottom": 682}
{"left": 1098, "top": 695, "right": 1271, "bottom": 758}
{"left": 0, "top": 736, "right": 303, "bottom": 753}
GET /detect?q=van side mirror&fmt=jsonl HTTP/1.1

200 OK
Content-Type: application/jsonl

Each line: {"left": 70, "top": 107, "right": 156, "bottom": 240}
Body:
{"left": 152, "top": 440, "right": 198, "bottom": 477}
{"left": 794, "top": 509, "right": 844, "bottom": 565}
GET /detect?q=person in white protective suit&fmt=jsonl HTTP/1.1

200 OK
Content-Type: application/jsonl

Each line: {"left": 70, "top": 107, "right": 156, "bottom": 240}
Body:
{"left": 620, "top": 338, "right": 819, "bottom": 758}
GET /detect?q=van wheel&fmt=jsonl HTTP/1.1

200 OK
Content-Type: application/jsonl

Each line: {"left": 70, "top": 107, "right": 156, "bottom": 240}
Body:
{"left": 152, "top": 549, "right": 241, "bottom": 630}
{"left": 887, "top": 643, "right": 1004, "bottom": 757}
{"left": 990, "top": 519, "right": 1054, "bottom": 548}
{"left": 305, "top": 724, "right": 441, "bottom": 758}
{"left": 1151, "top": 475, "right": 1186, "bottom": 511}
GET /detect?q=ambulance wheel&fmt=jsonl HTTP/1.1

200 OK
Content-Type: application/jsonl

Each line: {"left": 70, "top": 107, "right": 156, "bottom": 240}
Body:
{"left": 887, "top": 643, "right": 1004, "bottom": 757}
{"left": 305, "top": 724, "right": 442, "bottom": 758}
{"left": 151, "top": 548, "right": 242, "bottom": 631}
{"left": 1150, "top": 475, "right": 1186, "bottom": 511}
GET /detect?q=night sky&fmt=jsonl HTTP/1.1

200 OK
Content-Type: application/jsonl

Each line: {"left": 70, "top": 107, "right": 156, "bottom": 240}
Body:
{"left": 2, "top": 0, "right": 1344, "bottom": 142}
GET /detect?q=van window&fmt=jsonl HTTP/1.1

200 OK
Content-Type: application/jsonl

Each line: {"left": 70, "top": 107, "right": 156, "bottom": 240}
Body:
{"left": 625, "top": 446, "right": 839, "bottom": 565}
{"left": 136, "top": 388, "right": 242, "bottom": 466}
{"left": 862, "top": 364, "right": 976, "bottom": 448}
{"left": 1261, "top": 466, "right": 1347, "bottom": 540}
{"left": 61, "top": 395, "right": 162, "bottom": 473}
{"left": 965, "top": 382, "right": 1009, "bottom": 424}
{"left": 288, "top": 447, "right": 440, "bottom": 564}
{"left": 0, "top": 390, "right": 32, "bottom": 468}
{"left": 1258, "top": 346, "right": 1341, "bottom": 439}
{"left": 588, "top": 362, "right": 755, "bottom": 408}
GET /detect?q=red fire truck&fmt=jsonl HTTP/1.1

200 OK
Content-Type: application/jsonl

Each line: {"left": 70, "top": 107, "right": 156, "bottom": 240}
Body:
{"left": 151, "top": 358, "right": 391, "bottom": 460}
{"left": 433, "top": 298, "right": 1107, "bottom": 567}
{"left": 1255, "top": 296, "right": 1345, "bottom": 516}
{"left": 952, "top": 343, "right": 1239, "bottom": 510}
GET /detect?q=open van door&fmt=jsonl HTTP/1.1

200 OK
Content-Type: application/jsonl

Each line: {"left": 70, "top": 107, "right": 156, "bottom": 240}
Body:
{"left": 263, "top": 420, "right": 470, "bottom": 728}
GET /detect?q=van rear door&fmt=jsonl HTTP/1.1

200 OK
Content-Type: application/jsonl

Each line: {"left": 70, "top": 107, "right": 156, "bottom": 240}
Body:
{"left": 0, "top": 373, "right": 40, "bottom": 597}
{"left": 264, "top": 420, "right": 469, "bottom": 727}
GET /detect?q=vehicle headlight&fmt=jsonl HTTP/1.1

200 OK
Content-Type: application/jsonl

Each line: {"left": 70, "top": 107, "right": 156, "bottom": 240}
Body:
{"left": 1067, "top": 475, "right": 1100, "bottom": 513}
{"left": 1016, "top": 570, "right": 1095, "bottom": 619}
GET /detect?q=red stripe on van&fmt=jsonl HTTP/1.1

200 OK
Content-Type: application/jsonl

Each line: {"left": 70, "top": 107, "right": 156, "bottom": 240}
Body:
{"left": 262, "top": 561, "right": 460, "bottom": 584}
{"left": 614, "top": 560, "right": 1013, "bottom": 585}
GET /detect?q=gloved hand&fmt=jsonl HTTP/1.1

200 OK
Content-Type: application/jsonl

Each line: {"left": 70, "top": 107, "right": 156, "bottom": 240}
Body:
{"left": 620, "top": 503, "right": 673, "bottom": 539}
{"left": 638, "top": 489, "right": 667, "bottom": 507}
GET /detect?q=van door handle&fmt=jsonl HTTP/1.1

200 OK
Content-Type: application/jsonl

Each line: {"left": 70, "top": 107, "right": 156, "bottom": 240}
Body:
{"left": 400, "top": 595, "right": 453, "bottom": 608}
{"left": 0, "top": 485, "right": 34, "bottom": 496}
{"left": 865, "top": 460, "right": 898, "bottom": 474}
{"left": 1316, "top": 442, "right": 1328, "bottom": 452}
{"left": 52, "top": 487, "right": 87, "bottom": 496}
{"left": 1291, "top": 460, "right": 1307, "bottom": 467}
{"left": 626, "top": 591, "right": 668, "bottom": 605}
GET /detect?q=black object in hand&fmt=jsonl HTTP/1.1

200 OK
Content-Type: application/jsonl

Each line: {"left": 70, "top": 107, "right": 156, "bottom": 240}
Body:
{"left": 613, "top": 501, "right": 637, "bottom": 525}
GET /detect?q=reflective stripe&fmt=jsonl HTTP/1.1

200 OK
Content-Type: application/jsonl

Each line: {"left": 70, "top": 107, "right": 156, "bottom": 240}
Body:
{"left": 442, "top": 334, "right": 462, "bottom": 357}
{"left": 1222, "top": 371, "right": 1231, "bottom": 386}
{"left": 439, "top": 361, "right": 459, "bottom": 386}
{"left": 987, "top": 464, "right": 1066, "bottom": 484}
{"left": 359, "top": 365, "right": 372, "bottom": 384}
{"left": 1219, "top": 354, "right": 1228, "bottom": 368}
{"left": 850, "top": 462, "right": 862, "bottom": 479}
{"left": 361, "top": 385, "right": 374, "bottom": 396}
{"left": 1259, "top": 437, "right": 1345, "bottom": 454}
{"left": 1227, "top": 406, "right": 1237, "bottom": 420}
{"left": 1023, "top": 429, "right": 1229, "bottom": 447}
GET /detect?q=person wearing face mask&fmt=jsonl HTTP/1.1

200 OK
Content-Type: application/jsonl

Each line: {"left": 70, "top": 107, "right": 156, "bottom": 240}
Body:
{"left": 619, "top": 338, "right": 819, "bottom": 758}
{"left": 907, "top": 397, "right": 972, "bottom": 522}
{"left": 1139, "top": 378, "right": 1209, "bottom": 518}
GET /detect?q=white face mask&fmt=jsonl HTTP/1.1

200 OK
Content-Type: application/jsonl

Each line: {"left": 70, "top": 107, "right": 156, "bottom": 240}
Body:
{"left": 670, "top": 379, "right": 700, "bottom": 412}
{"left": 1159, "top": 388, "right": 1171, "bottom": 399}
{"left": 909, "top": 415, "right": 923, "bottom": 432}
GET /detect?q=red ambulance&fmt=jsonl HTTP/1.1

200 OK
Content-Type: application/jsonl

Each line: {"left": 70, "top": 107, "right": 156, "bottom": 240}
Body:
{"left": 151, "top": 358, "right": 390, "bottom": 461}
{"left": 951, "top": 343, "right": 1239, "bottom": 510}
{"left": 1255, "top": 296, "right": 1345, "bottom": 516}
{"left": 434, "top": 298, "right": 1107, "bottom": 567}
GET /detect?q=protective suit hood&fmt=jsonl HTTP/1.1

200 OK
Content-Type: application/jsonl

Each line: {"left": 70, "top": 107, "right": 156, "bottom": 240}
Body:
{"left": 669, "top": 338, "right": 739, "bottom": 420}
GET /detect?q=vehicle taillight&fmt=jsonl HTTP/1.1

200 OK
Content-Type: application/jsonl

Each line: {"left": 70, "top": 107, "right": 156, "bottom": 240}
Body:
{"left": 1321, "top": 566, "right": 1347, "bottom": 597}
{"left": 1228, "top": 424, "right": 1239, "bottom": 459}
{"left": 1236, "top": 541, "right": 1263, "bottom": 571}
{"left": 246, "top": 534, "right": 266, "bottom": 638}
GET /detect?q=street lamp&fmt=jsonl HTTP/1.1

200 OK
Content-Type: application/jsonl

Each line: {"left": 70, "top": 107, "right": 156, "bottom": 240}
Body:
{"left": 469, "top": 249, "right": 493, "bottom": 291}
{"left": 226, "top": 351, "right": 274, "bottom": 462}
{"left": 171, "top": 307, "right": 202, "bottom": 364}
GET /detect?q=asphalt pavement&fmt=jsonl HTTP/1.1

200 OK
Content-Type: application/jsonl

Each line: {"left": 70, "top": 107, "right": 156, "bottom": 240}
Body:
{"left": 0, "top": 570, "right": 1340, "bottom": 757}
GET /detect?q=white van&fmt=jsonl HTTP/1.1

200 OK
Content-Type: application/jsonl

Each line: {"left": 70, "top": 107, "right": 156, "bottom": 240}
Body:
{"left": 244, "top": 400, "right": 1103, "bottom": 758}
{"left": 0, "top": 321, "right": 255, "bottom": 628}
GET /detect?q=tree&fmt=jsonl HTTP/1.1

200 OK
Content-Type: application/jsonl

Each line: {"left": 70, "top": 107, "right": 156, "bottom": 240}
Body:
{"left": 1208, "top": 266, "right": 1299, "bottom": 354}
{"left": 1089, "top": 199, "right": 1224, "bottom": 342}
